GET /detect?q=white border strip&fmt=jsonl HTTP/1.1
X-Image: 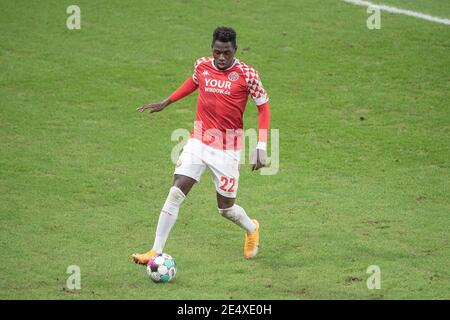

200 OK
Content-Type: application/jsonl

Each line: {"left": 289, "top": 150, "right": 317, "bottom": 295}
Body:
{"left": 342, "top": 0, "right": 450, "bottom": 25}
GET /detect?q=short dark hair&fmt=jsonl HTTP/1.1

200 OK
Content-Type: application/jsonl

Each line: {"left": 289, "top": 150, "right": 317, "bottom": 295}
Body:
{"left": 212, "top": 26, "right": 237, "bottom": 48}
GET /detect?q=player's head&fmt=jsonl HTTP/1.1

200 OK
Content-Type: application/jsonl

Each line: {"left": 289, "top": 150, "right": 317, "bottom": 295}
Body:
{"left": 211, "top": 26, "right": 237, "bottom": 70}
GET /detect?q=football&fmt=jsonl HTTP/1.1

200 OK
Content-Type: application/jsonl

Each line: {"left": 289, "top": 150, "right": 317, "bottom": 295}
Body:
{"left": 146, "top": 253, "right": 177, "bottom": 283}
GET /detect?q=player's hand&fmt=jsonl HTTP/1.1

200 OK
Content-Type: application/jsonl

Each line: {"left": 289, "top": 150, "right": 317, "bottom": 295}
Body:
{"left": 136, "top": 99, "right": 171, "bottom": 113}
{"left": 250, "top": 148, "right": 266, "bottom": 171}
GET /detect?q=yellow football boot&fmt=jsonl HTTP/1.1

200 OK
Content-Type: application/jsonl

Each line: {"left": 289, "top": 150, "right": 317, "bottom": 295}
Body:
{"left": 131, "top": 249, "right": 158, "bottom": 265}
{"left": 244, "top": 219, "right": 260, "bottom": 259}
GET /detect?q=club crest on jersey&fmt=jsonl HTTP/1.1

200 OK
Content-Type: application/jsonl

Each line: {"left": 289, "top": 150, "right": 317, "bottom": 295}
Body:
{"left": 228, "top": 71, "right": 239, "bottom": 81}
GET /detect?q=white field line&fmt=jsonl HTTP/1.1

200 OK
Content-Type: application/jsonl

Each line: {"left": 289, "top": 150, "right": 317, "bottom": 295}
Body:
{"left": 341, "top": 0, "right": 450, "bottom": 25}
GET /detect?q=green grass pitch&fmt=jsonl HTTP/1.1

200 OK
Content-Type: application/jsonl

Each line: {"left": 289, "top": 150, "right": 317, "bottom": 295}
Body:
{"left": 1, "top": 0, "right": 449, "bottom": 299}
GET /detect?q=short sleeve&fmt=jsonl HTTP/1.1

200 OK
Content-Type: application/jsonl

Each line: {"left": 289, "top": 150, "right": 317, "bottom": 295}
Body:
{"left": 245, "top": 68, "right": 269, "bottom": 106}
{"left": 192, "top": 57, "right": 209, "bottom": 85}
{"left": 192, "top": 62, "right": 199, "bottom": 84}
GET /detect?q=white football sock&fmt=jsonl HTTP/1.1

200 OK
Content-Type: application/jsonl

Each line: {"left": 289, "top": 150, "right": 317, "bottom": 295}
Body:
{"left": 218, "top": 204, "right": 256, "bottom": 233}
{"left": 152, "top": 186, "right": 186, "bottom": 254}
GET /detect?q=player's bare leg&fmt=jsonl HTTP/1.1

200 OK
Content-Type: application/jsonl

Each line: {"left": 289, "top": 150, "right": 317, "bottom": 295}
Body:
{"left": 132, "top": 174, "right": 196, "bottom": 265}
{"left": 216, "top": 193, "right": 259, "bottom": 259}
{"left": 172, "top": 174, "right": 197, "bottom": 196}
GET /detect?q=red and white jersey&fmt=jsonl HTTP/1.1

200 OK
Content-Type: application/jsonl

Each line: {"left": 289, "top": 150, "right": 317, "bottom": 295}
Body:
{"left": 191, "top": 57, "right": 269, "bottom": 150}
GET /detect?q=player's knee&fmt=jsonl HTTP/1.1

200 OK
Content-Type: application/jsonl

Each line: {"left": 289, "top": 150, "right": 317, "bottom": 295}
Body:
{"left": 217, "top": 193, "right": 235, "bottom": 209}
{"left": 167, "top": 186, "right": 186, "bottom": 206}
{"left": 173, "top": 174, "right": 196, "bottom": 195}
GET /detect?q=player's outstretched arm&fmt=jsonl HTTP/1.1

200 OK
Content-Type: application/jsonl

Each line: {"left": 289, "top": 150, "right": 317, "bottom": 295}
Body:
{"left": 137, "top": 77, "right": 198, "bottom": 114}
{"left": 137, "top": 98, "right": 172, "bottom": 113}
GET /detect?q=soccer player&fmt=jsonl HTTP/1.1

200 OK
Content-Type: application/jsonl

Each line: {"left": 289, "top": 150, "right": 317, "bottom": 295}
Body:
{"left": 132, "top": 26, "right": 270, "bottom": 264}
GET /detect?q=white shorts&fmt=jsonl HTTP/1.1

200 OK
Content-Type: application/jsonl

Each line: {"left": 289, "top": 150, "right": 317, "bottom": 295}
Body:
{"left": 174, "top": 138, "right": 241, "bottom": 198}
